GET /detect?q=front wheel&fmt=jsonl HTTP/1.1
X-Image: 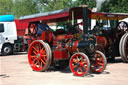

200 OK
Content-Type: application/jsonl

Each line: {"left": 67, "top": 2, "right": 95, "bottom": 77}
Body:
{"left": 1, "top": 44, "right": 13, "bottom": 56}
{"left": 90, "top": 51, "right": 107, "bottom": 73}
{"left": 70, "top": 52, "right": 90, "bottom": 76}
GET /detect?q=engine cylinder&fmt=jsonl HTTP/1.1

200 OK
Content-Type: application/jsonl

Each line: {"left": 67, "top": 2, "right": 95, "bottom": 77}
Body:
{"left": 73, "top": 40, "right": 95, "bottom": 55}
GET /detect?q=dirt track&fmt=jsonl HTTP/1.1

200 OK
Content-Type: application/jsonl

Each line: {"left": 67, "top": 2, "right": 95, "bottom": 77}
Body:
{"left": 0, "top": 52, "right": 128, "bottom": 85}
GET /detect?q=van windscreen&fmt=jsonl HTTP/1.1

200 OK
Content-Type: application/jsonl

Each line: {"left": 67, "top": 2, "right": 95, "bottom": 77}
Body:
{"left": 0, "top": 24, "right": 4, "bottom": 33}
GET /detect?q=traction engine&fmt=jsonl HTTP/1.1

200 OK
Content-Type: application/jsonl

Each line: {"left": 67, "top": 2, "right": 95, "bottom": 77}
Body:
{"left": 26, "top": 6, "right": 107, "bottom": 76}
{"left": 94, "top": 21, "right": 128, "bottom": 62}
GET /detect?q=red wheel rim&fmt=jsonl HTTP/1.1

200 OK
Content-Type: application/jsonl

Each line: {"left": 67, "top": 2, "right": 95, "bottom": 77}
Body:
{"left": 90, "top": 52, "right": 105, "bottom": 73}
{"left": 28, "top": 41, "right": 48, "bottom": 71}
{"left": 70, "top": 54, "right": 89, "bottom": 76}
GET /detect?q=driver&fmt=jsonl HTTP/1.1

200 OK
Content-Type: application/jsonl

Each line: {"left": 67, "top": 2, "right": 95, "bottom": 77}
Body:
{"left": 36, "top": 21, "right": 52, "bottom": 37}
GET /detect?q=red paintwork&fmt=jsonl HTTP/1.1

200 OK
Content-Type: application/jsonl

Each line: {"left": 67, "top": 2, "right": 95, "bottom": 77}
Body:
{"left": 73, "top": 40, "right": 79, "bottom": 51}
{"left": 96, "top": 36, "right": 107, "bottom": 48}
{"left": 15, "top": 19, "right": 28, "bottom": 36}
{"left": 40, "top": 31, "right": 53, "bottom": 43}
{"left": 53, "top": 48, "right": 69, "bottom": 60}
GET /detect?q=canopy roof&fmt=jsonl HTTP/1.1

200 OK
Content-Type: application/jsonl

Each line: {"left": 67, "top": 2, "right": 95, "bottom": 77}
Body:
{"left": 19, "top": 6, "right": 128, "bottom": 23}
{"left": 91, "top": 12, "right": 128, "bottom": 20}
{"left": 19, "top": 7, "right": 84, "bottom": 23}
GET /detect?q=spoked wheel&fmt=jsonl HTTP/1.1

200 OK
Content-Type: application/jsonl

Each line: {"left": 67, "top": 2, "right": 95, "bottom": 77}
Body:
{"left": 90, "top": 51, "right": 107, "bottom": 73}
{"left": 28, "top": 40, "right": 51, "bottom": 71}
{"left": 120, "top": 33, "right": 128, "bottom": 62}
{"left": 119, "top": 33, "right": 127, "bottom": 62}
{"left": 70, "top": 53, "right": 90, "bottom": 76}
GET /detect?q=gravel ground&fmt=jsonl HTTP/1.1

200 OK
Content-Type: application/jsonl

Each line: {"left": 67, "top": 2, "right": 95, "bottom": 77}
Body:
{"left": 0, "top": 52, "right": 128, "bottom": 85}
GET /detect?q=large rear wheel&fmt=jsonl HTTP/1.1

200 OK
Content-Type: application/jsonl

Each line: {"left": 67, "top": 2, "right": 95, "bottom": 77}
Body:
{"left": 70, "top": 53, "right": 90, "bottom": 76}
{"left": 28, "top": 40, "right": 51, "bottom": 71}
{"left": 121, "top": 33, "right": 128, "bottom": 62}
{"left": 119, "top": 33, "right": 127, "bottom": 62}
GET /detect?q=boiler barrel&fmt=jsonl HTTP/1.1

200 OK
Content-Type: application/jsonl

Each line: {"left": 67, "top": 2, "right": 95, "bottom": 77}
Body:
{"left": 73, "top": 40, "right": 95, "bottom": 54}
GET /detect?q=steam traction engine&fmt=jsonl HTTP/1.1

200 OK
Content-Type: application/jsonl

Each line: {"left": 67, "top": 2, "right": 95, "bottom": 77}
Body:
{"left": 21, "top": 6, "right": 107, "bottom": 76}
{"left": 93, "top": 16, "right": 128, "bottom": 62}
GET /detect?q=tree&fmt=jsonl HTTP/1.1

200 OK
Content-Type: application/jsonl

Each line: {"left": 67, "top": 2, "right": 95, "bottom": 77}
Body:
{"left": 12, "top": 0, "right": 39, "bottom": 18}
{"left": 37, "top": 0, "right": 73, "bottom": 12}
{"left": 100, "top": 0, "right": 128, "bottom": 13}
{"left": 0, "top": 0, "right": 13, "bottom": 15}
{"left": 73, "top": 0, "right": 96, "bottom": 8}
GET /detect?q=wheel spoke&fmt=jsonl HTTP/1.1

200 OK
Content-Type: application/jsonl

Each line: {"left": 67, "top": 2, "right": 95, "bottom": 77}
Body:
{"left": 99, "top": 57, "right": 103, "bottom": 61}
{"left": 33, "top": 51, "right": 37, "bottom": 55}
{"left": 41, "top": 59, "right": 46, "bottom": 65}
{"left": 83, "top": 65, "right": 87, "bottom": 71}
{"left": 73, "top": 59, "right": 77, "bottom": 63}
{"left": 81, "top": 57, "right": 83, "bottom": 62}
{"left": 32, "top": 59, "right": 36, "bottom": 64}
{"left": 32, "top": 46, "right": 39, "bottom": 52}
{"left": 40, "top": 61, "right": 43, "bottom": 67}
{"left": 36, "top": 45, "right": 40, "bottom": 52}
{"left": 31, "top": 56, "right": 36, "bottom": 58}
{"left": 82, "top": 60, "right": 87, "bottom": 65}
{"left": 73, "top": 65, "right": 77, "bottom": 68}
{"left": 42, "top": 55, "right": 46, "bottom": 57}
{"left": 40, "top": 48, "right": 45, "bottom": 53}
{"left": 34, "top": 60, "right": 38, "bottom": 65}
{"left": 97, "top": 62, "right": 104, "bottom": 66}
{"left": 37, "top": 60, "right": 41, "bottom": 67}
{"left": 79, "top": 68, "right": 83, "bottom": 73}
{"left": 77, "top": 68, "right": 80, "bottom": 73}
{"left": 38, "top": 43, "right": 42, "bottom": 50}
{"left": 77, "top": 56, "right": 79, "bottom": 62}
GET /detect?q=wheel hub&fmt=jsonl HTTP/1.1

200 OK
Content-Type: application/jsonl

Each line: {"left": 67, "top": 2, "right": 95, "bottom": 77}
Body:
{"left": 36, "top": 53, "right": 41, "bottom": 59}
{"left": 4, "top": 47, "right": 10, "bottom": 53}
{"left": 76, "top": 63, "right": 80, "bottom": 67}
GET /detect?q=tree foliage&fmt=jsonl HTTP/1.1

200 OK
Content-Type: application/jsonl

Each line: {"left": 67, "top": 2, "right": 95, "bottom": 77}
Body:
{"left": 73, "top": 0, "right": 96, "bottom": 8}
{"left": 0, "top": 0, "right": 39, "bottom": 18}
{"left": 37, "top": 0, "right": 74, "bottom": 12}
{"left": 100, "top": 0, "right": 128, "bottom": 13}
{"left": 0, "top": 0, "right": 13, "bottom": 15}
{"left": 12, "top": 0, "right": 39, "bottom": 18}
{"left": 0, "top": 0, "right": 127, "bottom": 18}
{"left": 38, "top": 0, "right": 96, "bottom": 12}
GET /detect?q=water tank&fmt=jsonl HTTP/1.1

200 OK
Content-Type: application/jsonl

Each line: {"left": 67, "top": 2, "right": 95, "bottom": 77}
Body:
{"left": 0, "top": 15, "right": 14, "bottom": 22}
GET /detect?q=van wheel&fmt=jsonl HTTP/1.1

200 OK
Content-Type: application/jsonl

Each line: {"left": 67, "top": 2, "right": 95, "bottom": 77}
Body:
{"left": 2, "top": 44, "right": 13, "bottom": 56}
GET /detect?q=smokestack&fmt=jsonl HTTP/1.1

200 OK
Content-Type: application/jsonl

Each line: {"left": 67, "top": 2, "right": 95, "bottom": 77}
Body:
{"left": 96, "top": 0, "right": 105, "bottom": 11}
